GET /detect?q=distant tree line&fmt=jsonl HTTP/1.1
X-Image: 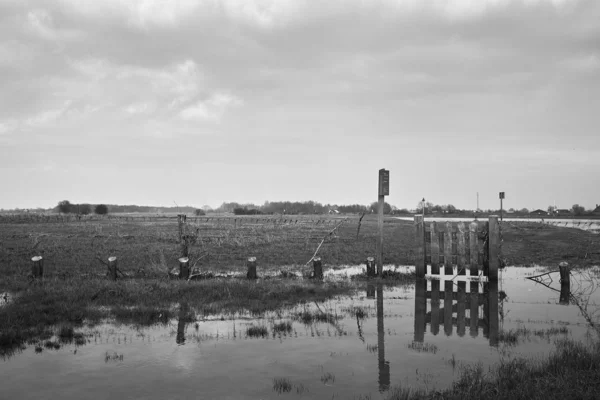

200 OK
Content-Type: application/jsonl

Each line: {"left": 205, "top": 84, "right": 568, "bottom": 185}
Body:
{"left": 55, "top": 200, "right": 109, "bottom": 215}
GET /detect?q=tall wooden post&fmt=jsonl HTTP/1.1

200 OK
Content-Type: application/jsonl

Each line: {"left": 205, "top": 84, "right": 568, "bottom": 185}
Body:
{"left": 377, "top": 169, "right": 389, "bottom": 276}
{"left": 488, "top": 216, "right": 499, "bottom": 281}
{"left": 178, "top": 257, "right": 190, "bottom": 280}
{"left": 108, "top": 256, "right": 118, "bottom": 281}
{"left": 31, "top": 256, "right": 44, "bottom": 279}
{"left": 246, "top": 257, "right": 257, "bottom": 279}
{"left": 414, "top": 215, "right": 425, "bottom": 278}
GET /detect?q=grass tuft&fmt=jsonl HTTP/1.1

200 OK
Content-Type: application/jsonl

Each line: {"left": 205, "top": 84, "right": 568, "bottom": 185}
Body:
{"left": 272, "top": 377, "right": 293, "bottom": 393}
{"left": 246, "top": 325, "right": 268, "bottom": 338}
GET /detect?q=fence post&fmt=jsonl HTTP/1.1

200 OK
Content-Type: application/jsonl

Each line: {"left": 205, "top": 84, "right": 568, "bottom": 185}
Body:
{"left": 178, "top": 257, "right": 190, "bottom": 280}
{"left": 366, "top": 257, "right": 376, "bottom": 277}
{"left": 31, "top": 256, "right": 44, "bottom": 279}
{"left": 559, "top": 261, "right": 570, "bottom": 305}
{"left": 488, "top": 216, "right": 499, "bottom": 281}
{"left": 247, "top": 257, "right": 257, "bottom": 279}
{"left": 108, "top": 256, "right": 118, "bottom": 281}
{"left": 414, "top": 215, "right": 425, "bottom": 278}
{"left": 312, "top": 257, "right": 323, "bottom": 280}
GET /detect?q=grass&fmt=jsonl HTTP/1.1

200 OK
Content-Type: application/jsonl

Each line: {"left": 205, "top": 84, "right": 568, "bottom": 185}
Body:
{"left": 0, "top": 277, "right": 359, "bottom": 356}
{"left": 272, "top": 321, "right": 293, "bottom": 334}
{"left": 407, "top": 341, "right": 438, "bottom": 354}
{"left": 294, "top": 310, "right": 341, "bottom": 325}
{"left": 321, "top": 372, "right": 336, "bottom": 384}
{"left": 246, "top": 325, "right": 268, "bottom": 338}
{"left": 272, "top": 377, "right": 293, "bottom": 394}
{"left": 377, "top": 338, "right": 600, "bottom": 400}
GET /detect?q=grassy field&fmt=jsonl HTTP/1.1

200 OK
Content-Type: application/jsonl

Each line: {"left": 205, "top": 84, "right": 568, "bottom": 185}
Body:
{"left": 1, "top": 214, "right": 598, "bottom": 286}
{"left": 1, "top": 213, "right": 599, "bottom": 397}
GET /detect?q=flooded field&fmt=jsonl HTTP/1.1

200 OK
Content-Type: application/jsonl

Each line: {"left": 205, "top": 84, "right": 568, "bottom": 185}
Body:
{"left": 1, "top": 266, "right": 599, "bottom": 399}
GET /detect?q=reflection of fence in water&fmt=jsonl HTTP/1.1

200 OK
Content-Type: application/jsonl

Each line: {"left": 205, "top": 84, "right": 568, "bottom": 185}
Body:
{"left": 414, "top": 279, "right": 499, "bottom": 346}
{"left": 366, "top": 284, "right": 390, "bottom": 392}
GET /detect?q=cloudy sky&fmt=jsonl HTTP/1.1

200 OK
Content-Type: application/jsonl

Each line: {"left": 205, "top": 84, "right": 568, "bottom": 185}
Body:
{"left": 1, "top": 0, "right": 599, "bottom": 211}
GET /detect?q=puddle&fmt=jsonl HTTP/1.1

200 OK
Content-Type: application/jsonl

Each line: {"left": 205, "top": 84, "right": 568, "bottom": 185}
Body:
{"left": 0, "top": 292, "right": 12, "bottom": 307}
{"left": 1, "top": 267, "right": 599, "bottom": 399}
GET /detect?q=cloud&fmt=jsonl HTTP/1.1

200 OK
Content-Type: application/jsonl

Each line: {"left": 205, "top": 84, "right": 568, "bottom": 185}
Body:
{"left": 179, "top": 93, "right": 243, "bottom": 122}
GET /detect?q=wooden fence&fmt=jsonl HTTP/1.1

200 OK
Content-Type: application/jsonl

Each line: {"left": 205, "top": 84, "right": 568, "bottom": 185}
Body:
{"left": 414, "top": 278, "right": 499, "bottom": 346}
{"left": 414, "top": 215, "right": 500, "bottom": 280}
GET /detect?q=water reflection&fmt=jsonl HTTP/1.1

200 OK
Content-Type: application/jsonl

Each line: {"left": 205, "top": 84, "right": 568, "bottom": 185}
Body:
{"left": 376, "top": 284, "right": 390, "bottom": 392}
{"left": 414, "top": 278, "right": 500, "bottom": 346}
{"left": 176, "top": 303, "right": 188, "bottom": 345}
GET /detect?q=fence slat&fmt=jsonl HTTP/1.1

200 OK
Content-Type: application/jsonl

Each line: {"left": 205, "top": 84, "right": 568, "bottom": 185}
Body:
{"left": 457, "top": 281, "right": 466, "bottom": 337}
{"left": 488, "top": 216, "right": 499, "bottom": 281}
{"left": 430, "top": 222, "right": 440, "bottom": 275}
{"left": 444, "top": 281, "right": 453, "bottom": 336}
{"left": 470, "top": 281, "right": 479, "bottom": 338}
{"left": 469, "top": 222, "right": 479, "bottom": 276}
{"left": 457, "top": 222, "right": 466, "bottom": 275}
{"left": 415, "top": 216, "right": 425, "bottom": 278}
{"left": 444, "top": 222, "right": 453, "bottom": 275}
{"left": 488, "top": 280, "right": 499, "bottom": 346}
{"left": 431, "top": 280, "right": 440, "bottom": 335}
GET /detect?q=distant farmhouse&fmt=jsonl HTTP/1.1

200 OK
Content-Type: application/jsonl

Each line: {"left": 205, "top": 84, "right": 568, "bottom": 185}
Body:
{"left": 530, "top": 209, "right": 548, "bottom": 216}
{"left": 593, "top": 204, "right": 600, "bottom": 215}
{"left": 555, "top": 209, "right": 572, "bottom": 216}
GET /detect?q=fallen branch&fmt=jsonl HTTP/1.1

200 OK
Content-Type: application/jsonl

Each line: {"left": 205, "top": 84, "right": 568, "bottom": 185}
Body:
{"left": 356, "top": 211, "right": 366, "bottom": 240}
{"left": 305, "top": 220, "right": 344, "bottom": 265}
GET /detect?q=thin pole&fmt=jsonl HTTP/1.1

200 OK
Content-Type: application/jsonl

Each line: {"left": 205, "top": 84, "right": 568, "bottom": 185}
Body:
{"left": 377, "top": 194, "right": 384, "bottom": 276}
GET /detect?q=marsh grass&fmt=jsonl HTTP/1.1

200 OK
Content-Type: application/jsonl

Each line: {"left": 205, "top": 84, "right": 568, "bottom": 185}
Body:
{"left": 246, "top": 325, "right": 268, "bottom": 338}
{"left": 321, "top": 372, "right": 336, "bottom": 384}
{"left": 272, "top": 377, "right": 293, "bottom": 393}
{"left": 272, "top": 321, "right": 293, "bottom": 334}
{"left": 0, "top": 277, "right": 358, "bottom": 356}
{"left": 407, "top": 341, "right": 438, "bottom": 354}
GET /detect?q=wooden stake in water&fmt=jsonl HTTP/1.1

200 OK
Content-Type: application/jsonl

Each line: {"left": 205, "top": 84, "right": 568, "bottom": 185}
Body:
{"left": 31, "top": 256, "right": 44, "bottom": 279}
{"left": 108, "top": 256, "right": 118, "bottom": 281}
{"left": 246, "top": 257, "right": 257, "bottom": 279}
{"left": 559, "top": 261, "right": 570, "bottom": 305}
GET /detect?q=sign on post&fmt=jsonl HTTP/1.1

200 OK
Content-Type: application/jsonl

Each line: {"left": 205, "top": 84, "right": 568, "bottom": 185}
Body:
{"left": 379, "top": 169, "right": 390, "bottom": 196}
{"left": 499, "top": 192, "right": 505, "bottom": 199}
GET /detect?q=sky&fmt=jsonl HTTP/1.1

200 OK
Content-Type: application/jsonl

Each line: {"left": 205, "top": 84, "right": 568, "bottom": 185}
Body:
{"left": 1, "top": 0, "right": 599, "bottom": 212}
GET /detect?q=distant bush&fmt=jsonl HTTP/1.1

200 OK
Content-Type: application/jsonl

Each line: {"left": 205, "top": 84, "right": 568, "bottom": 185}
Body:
{"left": 194, "top": 209, "right": 206, "bottom": 216}
{"left": 233, "top": 207, "right": 262, "bottom": 215}
{"left": 94, "top": 204, "right": 108, "bottom": 215}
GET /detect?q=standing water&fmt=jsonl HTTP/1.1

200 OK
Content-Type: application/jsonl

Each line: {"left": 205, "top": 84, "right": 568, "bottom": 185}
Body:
{"left": 1, "top": 267, "right": 599, "bottom": 399}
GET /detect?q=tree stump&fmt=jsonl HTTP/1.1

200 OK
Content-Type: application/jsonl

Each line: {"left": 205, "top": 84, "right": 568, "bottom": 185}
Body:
{"left": 246, "top": 257, "right": 257, "bottom": 279}
{"left": 366, "top": 257, "right": 376, "bottom": 277}
{"left": 31, "top": 256, "right": 44, "bottom": 279}
{"left": 313, "top": 257, "right": 323, "bottom": 280}
{"left": 179, "top": 257, "right": 190, "bottom": 280}
{"left": 108, "top": 256, "right": 118, "bottom": 281}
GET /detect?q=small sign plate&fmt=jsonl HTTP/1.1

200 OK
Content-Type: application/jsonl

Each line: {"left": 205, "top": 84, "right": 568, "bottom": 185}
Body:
{"left": 379, "top": 169, "right": 389, "bottom": 196}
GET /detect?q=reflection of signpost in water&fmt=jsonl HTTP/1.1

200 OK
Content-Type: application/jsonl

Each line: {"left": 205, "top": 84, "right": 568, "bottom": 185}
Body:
{"left": 376, "top": 284, "right": 390, "bottom": 392}
{"left": 413, "top": 278, "right": 500, "bottom": 346}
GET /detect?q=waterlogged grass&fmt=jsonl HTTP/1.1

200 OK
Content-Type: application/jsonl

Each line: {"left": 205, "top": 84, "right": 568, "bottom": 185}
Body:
{"left": 272, "top": 321, "right": 293, "bottom": 334}
{"left": 0, "top": 277, "right": 359, "bottom": 356}
{"left": 294, "top": 310, "right": 341, "bottom": 325}
{"left": 375, "top": 338, "right": 600, "bottom": 400}
{"left": 499, "top": 325, "right": 570, "bottom": 345}
{"left": 246, "top": 325, "right": 268, "bottom": 338}
{"left": 272, "top": 377, "right": 293, "bottom": 394}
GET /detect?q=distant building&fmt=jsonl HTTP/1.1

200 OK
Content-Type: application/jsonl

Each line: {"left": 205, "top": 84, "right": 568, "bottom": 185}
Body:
{"left": 555, "top": 209, "right": 572, "bottom": 216}
{"left": 530, "top": 209, "right": 548, "bottom": 216}
{"left": 592, "top": 204, "right": 600, "bottom": 215}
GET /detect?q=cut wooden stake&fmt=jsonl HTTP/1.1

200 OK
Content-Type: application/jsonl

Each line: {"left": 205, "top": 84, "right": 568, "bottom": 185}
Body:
{"left": 247, "top": 257, "right": 257, "bottom": 279}
{"left": 31, "top": 256, "right": 44, "bottom": 278}
{"left": 178, "top": 257, "right": 190, "bottom": 280}
{"left": 312, "top": 257, "right": 323, "bottom": 280}
{"left": 366, "top": 257, "right": 376, "bottom": 277}
{"left": 108, "top": 256, "right": 118, "bottom": 281}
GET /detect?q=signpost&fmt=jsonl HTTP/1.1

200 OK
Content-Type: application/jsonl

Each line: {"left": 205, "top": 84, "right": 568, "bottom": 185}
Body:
{"left": 499, "top": 192, "right": 505, "bottom": 221}
{"left": 377, "top": 169, "right": 389, "bottom": 276}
